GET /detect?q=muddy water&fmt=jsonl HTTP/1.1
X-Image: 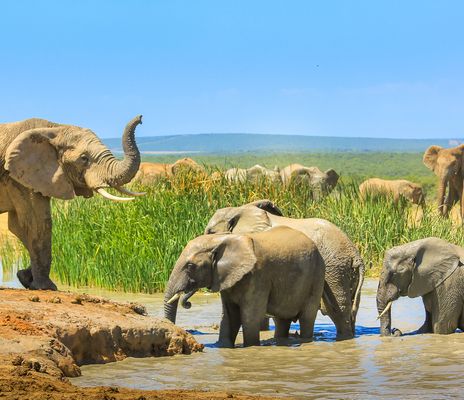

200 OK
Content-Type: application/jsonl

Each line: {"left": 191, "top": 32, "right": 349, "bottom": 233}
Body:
{"left": 2, "top": 270, "right": 463, "bottom": 398}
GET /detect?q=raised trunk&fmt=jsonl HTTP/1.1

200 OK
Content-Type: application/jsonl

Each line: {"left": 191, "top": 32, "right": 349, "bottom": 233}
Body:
{"left": 437, "top": 178, "right": 448, "bottom": 216}
{"left": 104, "top": 115, "right": 142, "bottom": 187}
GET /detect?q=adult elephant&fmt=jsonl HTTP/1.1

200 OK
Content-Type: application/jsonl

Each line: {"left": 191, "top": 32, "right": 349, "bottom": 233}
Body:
{"left": 164, "top": 226, "right": 325, "bottom": 347}
{"left": 423, "top": 144, "right": 464, "bottom": 218}
{"left": 359, "top": 178, "right": 424, "bottom": 204}
{"left": 225, "top": 165, "right": 281, "bottom": 183}
{"left": 281, "top": 164, "right": 339, "bottom": 194}
{"left": 204, "top": 200, "right": 365, "bottom": 340}
{"left": 377, "top": 237, "right": 464, "bottom": 336}
{"left": 0, "top": 116, "right": 144, "bottom": 290}
{"left": 135, "top": 157, "right": 204, "bottom": 183}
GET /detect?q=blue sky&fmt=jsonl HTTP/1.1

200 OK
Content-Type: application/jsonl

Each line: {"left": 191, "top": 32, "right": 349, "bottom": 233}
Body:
{"left": 1, "top": 1, "right": 463, "bottom": 139}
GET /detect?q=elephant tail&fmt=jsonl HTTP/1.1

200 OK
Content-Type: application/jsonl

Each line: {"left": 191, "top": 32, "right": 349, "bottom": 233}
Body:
{"left": 351, "top": 254, "right": 366, "bottom": 322}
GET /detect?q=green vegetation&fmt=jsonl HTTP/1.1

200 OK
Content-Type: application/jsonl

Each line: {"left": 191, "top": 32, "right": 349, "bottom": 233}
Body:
{"left": 1, "top": 152, "right": 458, "bottom": 293}
{"left": 143, "top": 152, "right": 437, "bottom": 197}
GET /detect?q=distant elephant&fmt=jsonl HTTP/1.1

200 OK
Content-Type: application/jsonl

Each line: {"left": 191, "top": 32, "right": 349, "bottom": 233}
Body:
{"left": 164, "top": 226, "right": 325, "bottom": 347}
{"left": 0, "top": 116, "right": 144, "bottom": 290}
{"left": 204, "top": 200, "right": 365, "bottom": 340}
{"left": 281, "top": 164, "right": 339, "bottom": 194}
{"left": 359, "top": 178, "right": 424, "bottom": 204}
{"left": 135, "top": 158, "right": 204, "bottom": 183}
{"left": 377, "top": 237, "right": 464, "bottom": 336}
{"left": 225, "top": 165, "right": 281, "bottom": 183}
{"left": 423, "top": 144, "right": 464, "bottom": 218}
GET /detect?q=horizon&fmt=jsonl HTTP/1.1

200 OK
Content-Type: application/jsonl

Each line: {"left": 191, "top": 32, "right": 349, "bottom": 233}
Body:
{"left": 1, "top": 1, "right": 463, "bottom": 139}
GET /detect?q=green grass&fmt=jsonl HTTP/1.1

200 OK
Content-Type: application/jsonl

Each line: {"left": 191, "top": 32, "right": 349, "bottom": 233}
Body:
{"left": 1, "top": 152, "right": 460, "bottom": 292}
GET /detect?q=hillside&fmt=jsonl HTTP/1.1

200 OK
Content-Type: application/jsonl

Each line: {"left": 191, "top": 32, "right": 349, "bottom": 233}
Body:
{"left": 104, "top": 133, "right": 461, "bottom": 154}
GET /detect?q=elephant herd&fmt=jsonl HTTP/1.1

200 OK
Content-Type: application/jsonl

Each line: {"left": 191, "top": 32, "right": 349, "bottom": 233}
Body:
{"left": 164, "top": 199, "right": 464, "bottom": 346}
{"left": 1, "top": 116, "right": 464, "bottom": 346}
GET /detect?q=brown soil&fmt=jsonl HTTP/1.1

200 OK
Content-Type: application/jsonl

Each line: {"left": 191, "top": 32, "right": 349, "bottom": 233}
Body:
{"left": 0, "top": 288, "right": 276, "bottom": 400}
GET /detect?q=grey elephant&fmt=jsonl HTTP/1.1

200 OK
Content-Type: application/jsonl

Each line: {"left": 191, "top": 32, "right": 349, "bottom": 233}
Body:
{"left": 377, "top": 237, "right": 464, "bottom": 336}
{"left": 204, "top": 200, "right": 365, "bottom": 340}
{"left": 0, "top": 116, "right": 144, "bottom": 290}
{"left": 281, "top": 164, "right": 339, "bottom": 194}
{"left": 164, "top": 226, "right": 326, "bottom": 347}
{"left": 225, "top": 165, "right": 281, "bottom": 183}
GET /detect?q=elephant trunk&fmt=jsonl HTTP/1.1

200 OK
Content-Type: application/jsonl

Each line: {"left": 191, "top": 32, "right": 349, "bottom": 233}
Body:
{"left": 437, "top": 177, "right": 448, "bottom": 216}
{"left": 104, "top": 115, "right": 142, "bottom": 187}
{"left": 164, "top": 282, "right": 181, "bottom": 324}
{"left": 376, "top": 272, "right": 399, "bottom": 336}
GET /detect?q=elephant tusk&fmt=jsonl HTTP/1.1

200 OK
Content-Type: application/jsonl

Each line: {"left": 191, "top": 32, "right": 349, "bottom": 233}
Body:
{"left": 96, "top": 188, "right": 134, "bottom": 202}
{"left": 377, "top": 301, "right": 392, "bottom": 320}
{"left": 167, "top": 292, "right": 182, "bottom": 304}
{"left": 115, "top": 186, "right": 146, "bottom": 197}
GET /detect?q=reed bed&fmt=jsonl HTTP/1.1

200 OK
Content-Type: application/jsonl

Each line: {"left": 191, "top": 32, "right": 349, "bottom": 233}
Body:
{"left": 1, "top": 170, "right": 463, "bottom": 292}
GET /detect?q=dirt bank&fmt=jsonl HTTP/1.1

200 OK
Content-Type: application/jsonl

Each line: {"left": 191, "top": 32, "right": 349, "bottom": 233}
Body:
{"left": 0, "top": 288, "right": 275, "bottom": 399}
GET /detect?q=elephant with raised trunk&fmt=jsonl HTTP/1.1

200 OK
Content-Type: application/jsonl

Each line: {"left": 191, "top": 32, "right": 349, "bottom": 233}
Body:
{"left": 0, "top": 116, "right": 144, "bottom": 290}
{"left": 377, "top": 237, "right": 464, "bottom": 336}
{"left": 423, "top": 144, "right": 464, "bottom": 219}
{"left": 204, "top": 200, "right": 365, "bottom": 340}
{"left": 164, "top": 226, "right": 325, "bottom": 347}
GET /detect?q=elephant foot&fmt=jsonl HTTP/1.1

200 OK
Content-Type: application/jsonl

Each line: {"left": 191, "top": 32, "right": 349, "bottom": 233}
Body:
{"left": 215, "top": 340, "right": 235, "bottom": 348}
{"left": 335, "top": 331, "right": 354, "bottom": 341}
{"left": 17, "top": 268, "right": 33, "bottom": 289}
{"left": 29, "top": 277, "right": 58, "bottom": 291}
{"left": 392, "top": 328, "right": 403, "bottom": 337}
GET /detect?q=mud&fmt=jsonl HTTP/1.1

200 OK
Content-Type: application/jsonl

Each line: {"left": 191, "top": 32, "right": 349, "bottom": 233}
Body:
{"left": 72, "top": 280, "right": 464, "bottom": 399}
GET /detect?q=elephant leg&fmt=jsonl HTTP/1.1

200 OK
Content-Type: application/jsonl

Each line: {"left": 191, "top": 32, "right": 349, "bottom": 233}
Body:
{"left": 260, "top": 317, "right": 270, "bottom": 331}
{"left": 416, "top": 298, "right": 433, "bottom": 334}
{"left": 299, "top": 294, "right": 321, "bottom": 340}
{"left": 427, "top": 290, "right": 459, "bottom": 334}
{"left": 322, "top": 278, "right": 353, "bottom": 340}
{"left": 273, "top": 318, "right": 291, "bottom": 339}
{"left": 7, "top": 190, "right": 57, "bottom": 291}
{"left": 217, "top": 299, "right": 241, "bottom": 348}
{"left": 240, "top": 299, "right": 267, "bottom": 347}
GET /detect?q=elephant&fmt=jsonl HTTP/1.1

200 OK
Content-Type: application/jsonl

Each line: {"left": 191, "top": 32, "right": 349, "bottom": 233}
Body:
{"left": 0, "top": 115, "right": 144, "bottom": 290}
{"left": 164, "top": 226, "right": 326, "bottom": 347}
{"left": 204, "top": 200, "right": 365, "bottom": 340}
{"left": 423, "top": 144, "right": 464, "bottom": 219}
{"left": 359, "top": 178, "right": 424, "bottom": 204}
{"left": 280, "top": 164, "right": 339, "bottom": 194}
{"left": 134, "top": 157, "right": 204, "bottom": 183}
{"left": 224, "top": 165, "right": 281, "bottom": 183}
{"left": 377, "top": 237, "right": 464, "bottom": 336}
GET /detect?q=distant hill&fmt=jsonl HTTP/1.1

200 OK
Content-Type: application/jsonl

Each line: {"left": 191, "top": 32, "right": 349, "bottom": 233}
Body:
{"left": 104, "top": 133, "right": 462, "bottom": 154}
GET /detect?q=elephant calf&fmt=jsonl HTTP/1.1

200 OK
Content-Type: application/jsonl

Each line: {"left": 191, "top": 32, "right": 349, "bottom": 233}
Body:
{"left": 164, "top": 226, "right": 326, "bottom": 347}
{"left": 377, "top": 237, "right": 464, "bottom": 336}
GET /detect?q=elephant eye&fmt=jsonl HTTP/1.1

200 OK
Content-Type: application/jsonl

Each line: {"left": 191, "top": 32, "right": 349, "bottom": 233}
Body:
{"left": 186, "top": 263, "right": 196, "bottom": 272}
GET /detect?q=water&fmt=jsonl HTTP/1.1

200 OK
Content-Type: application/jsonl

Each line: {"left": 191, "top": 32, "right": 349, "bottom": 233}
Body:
{"left": 2, "top": 270, "right": 463, "bottom": 398}
{"left": 67, "top": 280, "right": 463, "bottom": 399}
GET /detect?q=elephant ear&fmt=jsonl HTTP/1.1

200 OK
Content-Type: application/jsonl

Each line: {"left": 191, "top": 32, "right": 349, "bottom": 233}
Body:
{"left": 248, "top": 199, "right": 283, "bottom": 216}
{"left": 211, "top": 235, "right": 257, "bottom": 292}
{"left": 229, "top": 206, "right": 272, "bottom": 233}
{"left": 325, "top": 169, "right": 339, "bottom": 185}
{"left": 408, "top": 238, "right": 462, "bottom": 298}
{"left": 423, "top": 145, "right": 443, "bottom": 171}
{"left": 5, "top": 128, "right": 75, "bottom": 200}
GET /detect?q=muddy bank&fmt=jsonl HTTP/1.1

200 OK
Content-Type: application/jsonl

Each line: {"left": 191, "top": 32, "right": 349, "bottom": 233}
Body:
{"left": 0, "top": 288, "right": 275, "bottom": 399}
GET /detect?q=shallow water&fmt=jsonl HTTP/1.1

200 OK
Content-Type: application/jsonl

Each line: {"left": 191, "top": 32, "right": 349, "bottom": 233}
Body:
{"left": 2, "top": 270, "right": 463, "bottom": 398}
